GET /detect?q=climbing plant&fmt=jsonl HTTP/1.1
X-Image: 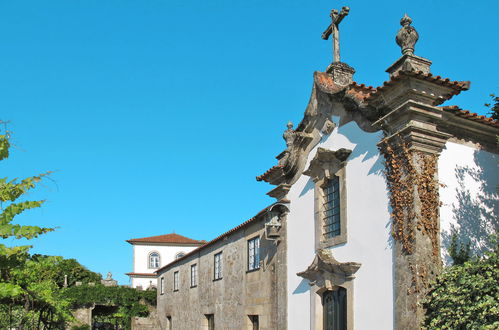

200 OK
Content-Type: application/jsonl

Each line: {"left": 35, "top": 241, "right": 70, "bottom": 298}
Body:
{"left": 62, "top": 284, "right": 156, "bottom": 330}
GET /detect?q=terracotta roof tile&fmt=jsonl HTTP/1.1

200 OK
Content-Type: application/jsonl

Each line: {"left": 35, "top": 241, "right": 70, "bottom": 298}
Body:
{"left": 365, "top": 70, "right": 470, "bottom": 105}
{"left": 347, "top": 81, "right": 376, "bottom": 101}
{"left": 155, "top": 202, "right": 285, "bottom": 274}
{"left": 125, "top": 272, "right": 157, "bottom": 277}
{"left": 256, "top": 164, "right": 284, "bottom": 182}
{"left": 441, "top": 106, "right": 499, "bottom": 127}
{"left": 126, "top": 233, "right": 206, "bottom": 245}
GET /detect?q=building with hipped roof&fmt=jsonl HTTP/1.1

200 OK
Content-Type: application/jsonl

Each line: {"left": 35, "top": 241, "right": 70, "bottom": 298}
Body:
{"left": 153, "top": 10, "right": 498, "bottom": 330}
{"left": 126, "top": 233, "right": 205, "bottom": 289}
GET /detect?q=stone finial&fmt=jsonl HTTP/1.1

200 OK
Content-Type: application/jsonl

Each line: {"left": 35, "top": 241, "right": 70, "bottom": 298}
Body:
{"left": 283, "top": 121, "right": 295, "bottom": 148}
{"left": 396, "top": 14, "right": 419, "bottom": 55}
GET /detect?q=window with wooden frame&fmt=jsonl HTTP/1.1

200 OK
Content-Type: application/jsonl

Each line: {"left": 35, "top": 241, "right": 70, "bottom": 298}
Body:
{"left": 173, "top": 271, "right": 179, "bottom": 291}
{"left": 190, "top": 264, "right": 198, "bottom": 287}
{"left": 248, "top": 236, "right": 260, "bottom": 271}
{"left": 148, "top": 252, "right": 160, "bottom": 269}
{"left": 214, "top": 252, "right": 222, "bottom": 280}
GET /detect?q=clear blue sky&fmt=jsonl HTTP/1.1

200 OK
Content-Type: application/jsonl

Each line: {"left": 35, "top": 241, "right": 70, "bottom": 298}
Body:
{"left": 1, "top": 0, "right": 497, "bottom": 285}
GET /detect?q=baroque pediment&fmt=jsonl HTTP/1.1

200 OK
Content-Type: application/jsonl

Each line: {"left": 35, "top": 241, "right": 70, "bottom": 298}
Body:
{"left": 297, "top": 249, "right": 361, "bottom": 283}
{"left": 303, "top": 147, "right": 351, "bottom": 182}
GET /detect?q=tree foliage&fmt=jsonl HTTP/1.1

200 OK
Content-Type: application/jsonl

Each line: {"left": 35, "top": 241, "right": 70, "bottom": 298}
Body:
{"left": 485, "top": 94, "right": 499, "bottom": 120}
{"left": 0, "top": 127, "right": 62, "bottom": 328}
{"left": 448, "top": 232, "right": 471, "bottom": 266}
{"left": 423, "top": 244, "right": 499, "bottom": 329}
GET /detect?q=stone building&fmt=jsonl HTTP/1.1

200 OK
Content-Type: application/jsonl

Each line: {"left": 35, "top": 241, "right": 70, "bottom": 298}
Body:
{"left": 155, "top": 9, "right": 498, "bottom": 330}
{"left": 126, "top": 233, "right": 205, "bottom": 289}
{"left": 156, "top": 203, "right": 289, "bottom": 329}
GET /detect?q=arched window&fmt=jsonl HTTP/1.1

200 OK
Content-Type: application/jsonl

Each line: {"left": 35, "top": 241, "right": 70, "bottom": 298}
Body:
{"left": 323, "top": 287, "right": 347, "bottom": 330}
{"left": 175, "top": 251, "right": 186, "bottom": 259}
{"left": 149, "top": 252, "right": 160, "bottom": 269}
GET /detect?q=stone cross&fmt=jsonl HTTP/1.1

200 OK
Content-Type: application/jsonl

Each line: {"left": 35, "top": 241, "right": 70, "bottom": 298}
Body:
{"left": 321, "top": 6, "right": 350, "bottom": 63}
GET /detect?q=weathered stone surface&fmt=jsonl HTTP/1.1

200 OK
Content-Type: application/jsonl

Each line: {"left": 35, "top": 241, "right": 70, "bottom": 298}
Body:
{"left": 156, "top": 211, "right": 288, "bottom": 330}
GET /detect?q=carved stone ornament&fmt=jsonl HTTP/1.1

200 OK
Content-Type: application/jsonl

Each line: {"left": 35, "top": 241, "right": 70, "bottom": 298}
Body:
{"left": 283, "top": 121, "right": 296, "bottom": 148}
{"left": 396, "top": 14, "right": 419, "bottom": 55}
{"left": 322, "top": 118, "right": 337, "bottom": 135}
{"left": 326, "top": 62, "right": 356, "bottom": 86}
{"left": 297, "top": 249, "right": 361, "bottom": 282}
{"left": 303, "top": 147, "right": 352, "bottom": 181}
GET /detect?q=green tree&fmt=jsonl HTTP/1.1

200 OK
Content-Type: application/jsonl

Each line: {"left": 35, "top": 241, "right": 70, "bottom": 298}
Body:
{"left": 0, "top": 128, "right": 60, "bottom": 328}
{"left": 485, "top": 94, "right": 499, "bottom": 120}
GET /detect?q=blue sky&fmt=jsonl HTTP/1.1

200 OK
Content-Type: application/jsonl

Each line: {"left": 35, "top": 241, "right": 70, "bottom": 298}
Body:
{"left": 1, "top": 0, "right": 497, "bottom": 285}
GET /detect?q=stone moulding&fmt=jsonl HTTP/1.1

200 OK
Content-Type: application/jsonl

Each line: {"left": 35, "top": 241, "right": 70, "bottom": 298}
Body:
{"left": 297, "top": 249, "right": 361, "bottom": 282}
{"left": 303, "top": 147, "right": 352, "bottom": 181}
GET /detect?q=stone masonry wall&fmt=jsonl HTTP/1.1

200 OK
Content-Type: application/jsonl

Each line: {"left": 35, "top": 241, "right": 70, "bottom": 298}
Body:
{"left": 156, "top": 216, "right": 286, "bottom": 330}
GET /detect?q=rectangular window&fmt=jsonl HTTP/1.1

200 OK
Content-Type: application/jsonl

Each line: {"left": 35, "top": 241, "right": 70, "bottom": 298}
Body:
{"left": 214, "top": 252, "right": 222, "bottom": 280}
{"left": 248, "top": 237, "right": 260, "bottom": 271}
{"left": 205, "top": 314, "right": 215, "bottom": 330}
{"left": 190, "top": 264, "right": 198, "bottom": 287}
{"left": 248, "top": 315, "right": 259, "bottom": 330}
{"left": 173, "top": 271, "right": 179, "bottom": 291}
{"left": 166, "top": 316, "right": 172, "bottom": 330}
{"left": 323, "top": 176, "right": 341, "bottom": 239}
{"left": 160, "top": 277, "right": 164, "bottom": 294}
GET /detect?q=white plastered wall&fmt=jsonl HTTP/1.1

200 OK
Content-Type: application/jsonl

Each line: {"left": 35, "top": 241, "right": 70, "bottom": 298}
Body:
{"left": 287, "top": 119, "right": 393, "bottom": 329}
{"left": 131, "top": 244, "right": 199, "bottom": 288}
{"left": 439, "top": 141, "right": 498, "bottom": 264}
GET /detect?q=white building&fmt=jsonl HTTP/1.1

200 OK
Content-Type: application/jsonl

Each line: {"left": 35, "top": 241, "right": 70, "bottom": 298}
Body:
{"left": 126, "top": 233, "right": 205, "bottom": 289}
{"left": 154, "top": 11, "right": 498, "bottom": 330}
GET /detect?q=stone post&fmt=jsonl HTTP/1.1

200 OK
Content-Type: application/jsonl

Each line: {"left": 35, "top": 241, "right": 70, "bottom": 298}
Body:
{"left": 371, "top": 48, "right": 468, "bottom": 328}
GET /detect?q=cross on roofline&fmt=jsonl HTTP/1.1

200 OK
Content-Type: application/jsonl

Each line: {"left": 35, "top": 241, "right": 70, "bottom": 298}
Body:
{"left": 322, "top": 6, "right": 350, "bottom": 63}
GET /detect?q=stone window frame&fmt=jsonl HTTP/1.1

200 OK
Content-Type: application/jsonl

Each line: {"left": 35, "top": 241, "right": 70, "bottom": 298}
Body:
{"left": 304, "top": 147, "right": 351, "bottom": 249}
{"left": 213, "top": 252, "right": 223, "bottom": 281}
{"left": 247, "top": 236, "right": 261, "bottom": 272}
{"left": 297, "top": 249, "right": 360, "bottom": 330}
{"left": 190, "top": 264, "right": 198, "bottom": 288}
{"left": 148, "top": 251, "right": 161, "bottom": 269}
{"left": 173, "top": 271, "right": 179, "bottom": 292}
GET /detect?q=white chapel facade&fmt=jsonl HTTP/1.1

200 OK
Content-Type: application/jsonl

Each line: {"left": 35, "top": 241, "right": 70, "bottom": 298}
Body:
{"left": 153, "top": 9, "right": 498, "bottom": 330}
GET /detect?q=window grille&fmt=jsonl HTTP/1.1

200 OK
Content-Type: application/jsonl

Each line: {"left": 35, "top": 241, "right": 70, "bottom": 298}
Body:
{"left": 248, "top": 237, "right": 260, "bottom": 271}
{"left": 214, "top": 252, "right": 223, "bottom": 280}
{"left": 323, "top": 176, "right": 341, "bottom": 239}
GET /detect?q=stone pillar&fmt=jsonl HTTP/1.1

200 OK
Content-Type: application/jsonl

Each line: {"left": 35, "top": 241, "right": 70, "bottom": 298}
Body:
{"left": 371, "top": 53, "right": 467, "bottom": 328}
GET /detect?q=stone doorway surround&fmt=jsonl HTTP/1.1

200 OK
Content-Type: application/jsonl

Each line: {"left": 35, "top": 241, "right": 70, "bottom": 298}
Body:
{"left": 297, "top": 249, "right": 360, "bottom": 330}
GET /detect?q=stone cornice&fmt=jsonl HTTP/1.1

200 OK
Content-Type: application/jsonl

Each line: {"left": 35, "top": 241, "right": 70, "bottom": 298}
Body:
{"left": 297, "top": 249, "right": 361, "bottom": 282}
{"left": 303, "top": 147, "right": 352, "bottom": 181}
